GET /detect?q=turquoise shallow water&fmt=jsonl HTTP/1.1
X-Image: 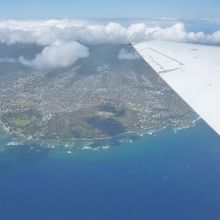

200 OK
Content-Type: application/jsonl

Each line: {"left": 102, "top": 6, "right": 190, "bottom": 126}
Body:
{"left": 0, "top": 120, "right": 220, "bottom": 220}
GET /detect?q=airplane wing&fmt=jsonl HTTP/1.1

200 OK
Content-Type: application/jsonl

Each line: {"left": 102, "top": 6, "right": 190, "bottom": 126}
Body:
{"left": 133, "top": 40, "right": 220, "bottom": 135}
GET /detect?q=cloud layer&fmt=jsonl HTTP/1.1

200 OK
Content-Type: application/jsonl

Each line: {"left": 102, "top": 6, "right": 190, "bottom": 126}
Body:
{"left": 0, "top": 19, "right": 220, "bottom": 69}
{"left": 1, "top": 19, "right": 220, "bottom": 46}
{"left": 19, "top": 41, "right": 89, "bottom": 69}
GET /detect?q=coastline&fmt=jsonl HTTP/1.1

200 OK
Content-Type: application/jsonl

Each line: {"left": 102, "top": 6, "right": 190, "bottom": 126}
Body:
{"left": 0, "top": 116, "right": 201, "bottom": 151}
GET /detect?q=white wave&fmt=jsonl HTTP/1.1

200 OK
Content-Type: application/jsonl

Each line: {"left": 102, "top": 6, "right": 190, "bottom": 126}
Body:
{"left": 82, "top": 146, "right": 92, "bottom": 150}
{"left": 7, "top": 141, "right": 21, "bottom": 146}
{"left": 173, "top": 125, "right": 191, "bottom": 133}
{"left": 173, "top": 117, "right": 201, "bottom": 133}
{"left": 64, "top": 143, "right": 74, "bottom": 148}
{"left": 102, "top": 145, "right": 110, "bottom": 149}
{"left": 192, "top": 117, "right": 201, "bottom": 125}
{"left": 48, "top": 145, "right": 55, "bottom": 149}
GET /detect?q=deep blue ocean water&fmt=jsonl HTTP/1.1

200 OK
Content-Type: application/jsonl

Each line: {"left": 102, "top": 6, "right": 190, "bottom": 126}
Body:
{"left": 0, "top": 120, "right": 220, "bottom": 220}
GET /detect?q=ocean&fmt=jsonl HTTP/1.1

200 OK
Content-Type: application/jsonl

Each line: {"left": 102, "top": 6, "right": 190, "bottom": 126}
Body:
{"left": 0, "top": 120, "right": 220, "bottom": 220}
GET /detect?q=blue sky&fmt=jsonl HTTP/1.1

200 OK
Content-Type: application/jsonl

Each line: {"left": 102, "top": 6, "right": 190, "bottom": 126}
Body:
{"left": 0, "top": 0, "right": 219, "bottom": 19}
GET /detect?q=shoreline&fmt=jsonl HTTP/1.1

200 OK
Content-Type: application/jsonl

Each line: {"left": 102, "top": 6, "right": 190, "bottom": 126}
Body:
{"left": 0, "top": 116, "right": 201, "bottom": 148}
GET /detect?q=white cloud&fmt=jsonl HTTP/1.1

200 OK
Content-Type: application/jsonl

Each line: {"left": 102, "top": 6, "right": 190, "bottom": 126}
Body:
{"left": 0, "top": 20, "right": 219, "bottom": 46}
{"left": 19, "top": 41, "right": 89, "bottom": 69}
{"left": 210, "top": 31, "right": 220, "bottom": 43}
{"left": 118, "top": 49, "right": 140, "bottom": 60}
{"left": 1, "top": 19, "right": 220, "bottom": 69}
{"left": 147, "top": 23, "right": 208, "bottom": 43}
{"left": 0, "top": 19, "right": 88, "bottom": 45}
